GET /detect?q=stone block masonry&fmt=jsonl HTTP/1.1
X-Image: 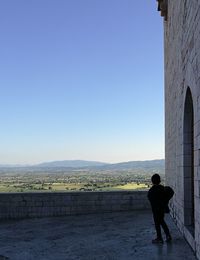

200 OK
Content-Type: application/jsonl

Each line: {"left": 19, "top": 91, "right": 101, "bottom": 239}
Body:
{"left": 0, "top": 191, "right": 150, "bottom": 220}
{"left": 162, "top": 0, "right": 200, "bottom": 259}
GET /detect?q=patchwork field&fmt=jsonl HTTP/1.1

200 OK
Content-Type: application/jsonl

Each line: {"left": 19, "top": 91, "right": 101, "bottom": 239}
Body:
{"left": 0, "top": 162, "right": 164, "bottom": 192}
{"left": 0, "top": 181, "right": 148, "bottom": 192}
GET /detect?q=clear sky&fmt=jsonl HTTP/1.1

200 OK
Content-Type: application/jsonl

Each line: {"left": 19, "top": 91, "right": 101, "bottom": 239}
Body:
{"left": 0, "top": 0, "right": 164, "bottom": 164}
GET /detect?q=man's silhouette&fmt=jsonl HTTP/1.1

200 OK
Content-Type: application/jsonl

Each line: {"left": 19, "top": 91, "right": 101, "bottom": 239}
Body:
{"left": 148, "top": 174, "right": 172, "bottom": 244}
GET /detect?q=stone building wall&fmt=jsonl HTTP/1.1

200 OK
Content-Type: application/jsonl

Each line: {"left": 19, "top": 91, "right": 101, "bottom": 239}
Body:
{"left": 0, "top": 191, "right": 150, "bottom": 219}
{"left": 162, "top": 0, "right": 200, "bottom": 258}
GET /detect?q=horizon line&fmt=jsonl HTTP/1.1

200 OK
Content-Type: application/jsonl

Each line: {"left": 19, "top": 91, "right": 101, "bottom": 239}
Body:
{"left": 0, "top": 158, "right": 165, "bottom": 167}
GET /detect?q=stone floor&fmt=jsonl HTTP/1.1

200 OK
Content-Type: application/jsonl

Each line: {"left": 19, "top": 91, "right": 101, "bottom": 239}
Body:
{"left": 0, "top": 210, "right": 197, "bottom": 260}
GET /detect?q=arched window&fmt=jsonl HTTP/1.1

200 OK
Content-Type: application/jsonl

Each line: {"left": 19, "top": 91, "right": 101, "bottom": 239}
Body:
{"left": 183, "top": 87, "right": 195, "bottom": 235}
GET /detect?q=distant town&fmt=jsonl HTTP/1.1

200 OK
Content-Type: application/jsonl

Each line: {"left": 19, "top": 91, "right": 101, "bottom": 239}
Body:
{"left": 0, "top": 159, "right": 165, "bottom": 192}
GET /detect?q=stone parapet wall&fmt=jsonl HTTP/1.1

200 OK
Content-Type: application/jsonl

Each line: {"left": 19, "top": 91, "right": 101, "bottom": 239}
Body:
{"left": 0, "top": 191, "right": 150, "bottom": 219}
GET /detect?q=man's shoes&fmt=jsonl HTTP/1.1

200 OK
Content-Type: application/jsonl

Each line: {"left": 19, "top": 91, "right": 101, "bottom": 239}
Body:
{"left": 152, "top": 238, "right": 164, "bottom": 244}
{"left": 166, "top": 235, "right": 172, "bottom": 242}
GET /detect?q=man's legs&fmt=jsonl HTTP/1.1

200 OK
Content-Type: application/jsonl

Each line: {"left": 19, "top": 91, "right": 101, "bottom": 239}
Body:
{"left": 160, "top": 217, "right": 172, "bottom": 241}
{"left": 153, "top": 213, "right": 163, "bottom": 242}
{"left": 155, "top": 211, "right": 172, "bottom": 242}
{"left": 160, "top": 218, "right": 170, "bottom": 236}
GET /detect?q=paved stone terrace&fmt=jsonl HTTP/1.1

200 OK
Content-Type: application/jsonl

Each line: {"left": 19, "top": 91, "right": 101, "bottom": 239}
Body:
{"left": 0, "top": 210, "right": 197, "bottom": 260}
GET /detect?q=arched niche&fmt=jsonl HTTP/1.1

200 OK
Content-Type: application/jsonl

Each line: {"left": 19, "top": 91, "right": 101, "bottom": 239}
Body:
{"left": 183, "top": 87, "right": 195, "bottom": 235}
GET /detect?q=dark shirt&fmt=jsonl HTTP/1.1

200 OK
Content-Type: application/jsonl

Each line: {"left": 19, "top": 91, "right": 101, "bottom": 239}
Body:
{"left": 148, "top": 184, "right": 165, "bottom": 213}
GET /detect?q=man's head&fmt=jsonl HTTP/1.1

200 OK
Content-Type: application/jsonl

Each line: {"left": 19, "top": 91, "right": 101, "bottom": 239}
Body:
{"left": 151, "top": 174, "right": 161, "bottom": 185}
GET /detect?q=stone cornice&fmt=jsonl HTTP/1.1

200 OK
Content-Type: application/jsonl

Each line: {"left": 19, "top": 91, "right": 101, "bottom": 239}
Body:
{"left": 157, "top": 0, "right": 168, "bottom": 21}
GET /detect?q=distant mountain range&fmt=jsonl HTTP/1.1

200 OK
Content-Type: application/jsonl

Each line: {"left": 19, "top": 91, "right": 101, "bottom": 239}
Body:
{"left": 0, "top": 159, "right": 164, "bottom": 171}
{"left": 101, "top": 159, "right": 165, "bottom": 170}
{"left": 35, "top": 160, "right": 108, "bottom": 168}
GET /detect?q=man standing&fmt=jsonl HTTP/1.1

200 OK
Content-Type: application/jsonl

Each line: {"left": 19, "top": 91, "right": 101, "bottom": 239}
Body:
{"left": 148, "top": 174, "right": 172, "bottom": 244}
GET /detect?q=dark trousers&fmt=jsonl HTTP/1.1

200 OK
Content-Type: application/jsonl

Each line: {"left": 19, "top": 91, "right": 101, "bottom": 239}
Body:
{"left": 153, "top": 210, "right": 170, "bottom": 239}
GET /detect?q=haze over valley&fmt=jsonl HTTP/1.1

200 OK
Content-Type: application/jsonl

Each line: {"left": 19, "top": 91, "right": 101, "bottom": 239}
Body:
{"left": 0, "top": 159, "right": 165, "bottom": 192}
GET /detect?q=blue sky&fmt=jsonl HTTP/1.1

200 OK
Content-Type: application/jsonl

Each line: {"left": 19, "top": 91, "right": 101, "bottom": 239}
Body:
{"left": 0, "top": 0, "right": 164, "bottom": 164}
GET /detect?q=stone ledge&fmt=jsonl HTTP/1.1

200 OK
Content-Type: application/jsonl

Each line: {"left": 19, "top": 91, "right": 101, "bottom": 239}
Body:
{"left": 0, "top": 191, "right": 150, "bottom": 220}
